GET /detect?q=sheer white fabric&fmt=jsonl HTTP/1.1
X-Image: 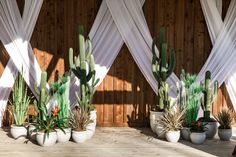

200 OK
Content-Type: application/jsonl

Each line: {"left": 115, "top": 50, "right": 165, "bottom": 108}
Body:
{"left": 68, "top": 0, "right": 180, "bottom": 106}
{"left": 0, "top": 0, "right": 43, "bottom": 126}
{"left": 200, "top": 0, "right": 236, "bottom": 110}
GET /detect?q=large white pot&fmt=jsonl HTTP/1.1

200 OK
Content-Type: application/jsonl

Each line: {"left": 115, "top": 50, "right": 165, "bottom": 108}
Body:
{"left": 10, "top": 125, "right": 27, "bottom": 139}
{"left": 150, "top": 111, "right": 163, "bottom": 133}
{"left": 72, "top": 130, "right": 88, "bottom": 143}
{"left": 165, "top": 130, "right": 180, "bottom": 143}
{"left": 190, "top": 132, "right": 206, "bottom": 145}
{"left": 86, "top": 110, "right": 97, "bottom": 139}
{"left": 56, "top": 128, "right": 71, "bottom": 143}
{"left": 218, "top": 128, "right": 232, "bottom": 141}
{"left": 28, "top": 125, "right": 36, "bottom": 140}
{"left": 181, "top": 127, "right": 191, "bottom": 141}
{"left": 204, "top": 121, "right": 217, "bottom": 139}
{"left": 36, "top": 131, "right": 57, "bottom": 146}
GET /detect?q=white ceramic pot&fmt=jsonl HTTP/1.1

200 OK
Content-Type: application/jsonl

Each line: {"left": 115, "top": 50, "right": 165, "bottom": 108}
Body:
{"left": 36, "top": 131, "right": 57, "bottom": 146}
{"left": 72, "top": 130, "right": 88, "bottom": 143}
{"left": 218, "top": 128, "right": 232, "bottom": 141}
{"left": 56, "top": 128, "right": 71, "bottom": 143}
{"left": 155, "top": 126, "right": 165, "bottom": 138}
{"left": 165, "top": 130, "right": 180, "bottom": 143}
{"left": 204, "top": 121, "right": 217, "bottom": 139}
{"left": 86, "top": 110, "right": 97, "bottom": 139}
{"left": 190, "top": 132, "right": 206, "bottom": 145}
{"left": 10, "top": 125, "right": 27, "bottom": 139}
{"left": 28, "top": 125, "right": 36, "bottom": 140}
{"left": 150, "top": 111, "right": 163, "bottom": 133}
{"left": 181, "top": 127, "right": 191, "bottom": 141}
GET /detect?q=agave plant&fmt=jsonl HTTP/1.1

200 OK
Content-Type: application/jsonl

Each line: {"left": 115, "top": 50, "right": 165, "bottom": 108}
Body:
{"left": 214, "top": 109, "right": 234, "bottom": 129}
{"left": 158, "top": 107, "right": 185, "bottom": 133}
{"left": 11, "top": 73, "right": 32, "bottom": 126}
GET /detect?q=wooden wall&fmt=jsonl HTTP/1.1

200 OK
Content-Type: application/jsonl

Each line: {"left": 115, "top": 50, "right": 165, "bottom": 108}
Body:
{"left": 0, "top": 0, "right": 233, "bottom": 127}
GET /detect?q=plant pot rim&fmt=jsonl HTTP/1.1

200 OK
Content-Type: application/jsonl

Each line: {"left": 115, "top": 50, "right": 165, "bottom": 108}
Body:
{"left": 72, "top": 130, "right": 87, "bottom": 133}
{"left": 37, "top": 131, "right": 56, "bottom": 135}
{"left": 166, "top": 130, "right": 180, "bottom": 133}
{"left": 191, "top": 131, "right": 206, "bottom": 134}
{"left": 218, "top": 128, "right": 232, "bottom": 130}
{"left": 11, "top": 124, "right": 26, "bottom": 128}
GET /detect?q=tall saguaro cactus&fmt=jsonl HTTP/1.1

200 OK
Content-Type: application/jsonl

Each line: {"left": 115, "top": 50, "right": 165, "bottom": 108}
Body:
{"left": 152, "top": 27, "right": 176, "bottom": 111}
{"left": 69, "top": 25, "right": 99, "bottom": 110}
{"left": 201, "top": 71, "right": 219, "bottom": 121}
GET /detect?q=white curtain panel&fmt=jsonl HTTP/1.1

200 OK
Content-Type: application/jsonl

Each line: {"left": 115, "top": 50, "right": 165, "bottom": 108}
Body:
{"left": 69, "top": 0, "right": 180, "bottom": 106}
{"left": 200, "top": 0, "right": 236, "bottom": 110}
{"left": 0, "top": 0, "right": 43, "bottom": 126}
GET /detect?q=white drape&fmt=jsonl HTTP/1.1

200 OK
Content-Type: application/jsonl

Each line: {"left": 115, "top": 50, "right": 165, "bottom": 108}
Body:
{"left": 69, "top": 0, "right": 180, "bottom": 106}
{"left": 0, "top": 0, "right": 43, "bottom": 126}
{"left": 200, "top": 0, "right": 236, "bottom": 110}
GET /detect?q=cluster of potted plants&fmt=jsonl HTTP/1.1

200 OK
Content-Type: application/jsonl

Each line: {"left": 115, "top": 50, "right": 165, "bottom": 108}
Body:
{"left": 9, "top": 25, "right": 98, "bottom": 146}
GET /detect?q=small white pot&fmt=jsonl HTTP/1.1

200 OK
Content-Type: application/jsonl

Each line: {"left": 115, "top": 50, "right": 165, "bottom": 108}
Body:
{"left": 181, "top": 127, "right": 191, "bottom": 141}
{"left": 56, "top": 128, "right": 71, "bottom": 143}
{"left": 150, "top": 111, "right": 163, "bottom": 133}
{"left": 36, "top": 131, "right": 57, "bottom": 146}
{"left": 218, "top": 128, "right": 232, "bottom": 141}
{"left": 72, "top": 130, "right": 88, "bottom": 143}
{"left": 165, "top": 130, "right": 180, "bottom": 143}
{"left": 86, "top": 110, "right": 97, "bottom": 139}
{"left": 190, "top": 132, "right": 206, "bottom": 145}
{"left": 10, "top": 125, "right": 27, "bottom": 139}
{"left": 28, "top": 125, "right": 36, "bottom": 140}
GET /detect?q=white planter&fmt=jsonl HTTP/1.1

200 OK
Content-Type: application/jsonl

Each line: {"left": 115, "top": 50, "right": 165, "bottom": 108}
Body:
{"left": 56, "top": 128, "right": 71, "bottom": 143}
{"left": 28, "top": 125, "right": 36, "bottom": 140}
{"left": 218, "top": 128, "right": 232, "bottom": 141}
{"left": 10, "top": 125, "right": 27, "bottom": 139}
{"left": 36, "top": 131, "right": 57, "bottom": 146}
{"left": 150, "top": 111, "right": 163, "bottom": 133}
{"left": 72, "top": 130, "right": 88, "bottom": 143}
{"left": 190, "top": 132, "right": 206, "bottom": 144}
{"left": 165, "top": 130, "right": 180, "bottom": 143}
{"left": 86, "top": 110, "right": 97, "bottom": 139}
{"left": 204, "top": 121, "right": 217, "bottom": 139}
{"left": 181, "top": 127, "right": 191, "bottom": 141}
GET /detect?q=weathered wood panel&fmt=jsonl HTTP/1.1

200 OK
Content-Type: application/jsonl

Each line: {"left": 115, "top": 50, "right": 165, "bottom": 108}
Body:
{"left": 0, "top": 0, "right": 233, "bottom": 127}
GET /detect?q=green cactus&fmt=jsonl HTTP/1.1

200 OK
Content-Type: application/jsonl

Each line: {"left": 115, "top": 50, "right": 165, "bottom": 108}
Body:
{"left": 201, "top": 71, "right": 219, "bottom": 121}
{"left": 34, "top": 71, "right": 51, "bottom": 122}
{"left": 50, "top": 71, "right": 70, "bottom": 127}
{"left": 69, "top": 25, "right": 99, "bottom": 112}
{"left": 152, "top": 27, "right": 176, "bottom": 111}
{"left": 177, "top": 69, "right": 203, "bottom": 127}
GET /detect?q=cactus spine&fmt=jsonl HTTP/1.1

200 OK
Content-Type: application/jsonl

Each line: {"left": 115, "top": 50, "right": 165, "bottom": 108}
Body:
{"left": 201, "top": 71, "right": 218, "bottom": 121}
{"left": 69, "top": 25, "right": 99, "bottom": 110}
{"left": 34, "top": 71, "right": 50, "bottom": 121}
{"left": 152, "top": 27, "right": 176, "bottom": 111}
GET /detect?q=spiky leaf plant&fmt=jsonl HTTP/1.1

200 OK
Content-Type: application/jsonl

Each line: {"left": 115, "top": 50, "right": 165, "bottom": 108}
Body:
{"left": 158, "top": 107, "right": 185, "bottom": 133}
{"left": 11, "top": 73, "right": 31, "bottom": 126}
{"left": 214, "top": 109, "right": 234, "bottom": 129}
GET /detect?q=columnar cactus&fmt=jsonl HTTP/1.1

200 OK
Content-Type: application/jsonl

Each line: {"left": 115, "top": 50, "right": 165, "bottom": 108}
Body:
{"left": 34, "top": 71, "right": 50, "bottom": 121}
{"left": 152, "top": 27, "right": 176, "bottom": 111}
{"left": 69, "top": 25, "right": 99, "bottom": 110}
{"left": 201, "top": 71, "right": 219, "bottom": 121}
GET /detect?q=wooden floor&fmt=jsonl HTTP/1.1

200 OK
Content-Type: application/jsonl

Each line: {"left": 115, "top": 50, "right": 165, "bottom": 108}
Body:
{"left": 0, "top": 127, "right": 235, "bottom": 157}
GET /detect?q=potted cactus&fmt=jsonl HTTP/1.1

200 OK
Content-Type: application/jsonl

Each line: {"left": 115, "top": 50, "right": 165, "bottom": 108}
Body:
{"left": 198, "top": 71, "right": 219, "bottom": 139}
{"left": 69, "top": 25, "right": 99, "bottom": 141}
{"left": 190, "top": 121, "right": 207, "bottom": 144}
{"left": 158, "top": 106, "right": 185, "bottom": 142}
{"left": 50, "top": 71, "right": 71, "bottom": 143}
{"left": 33, "top": 71, "right": 65, "bottom": 146}
{"left": 151, "top": 27, "right": 176, "bottom": 137}
{"left": 10, "top": 73, "right": 31, "bottom": 139}
{"left": 214, "top": 109, "right": 234, "bottom": 141}
{"left": 177, "top": 69, "right": 203, "bottom": 140}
